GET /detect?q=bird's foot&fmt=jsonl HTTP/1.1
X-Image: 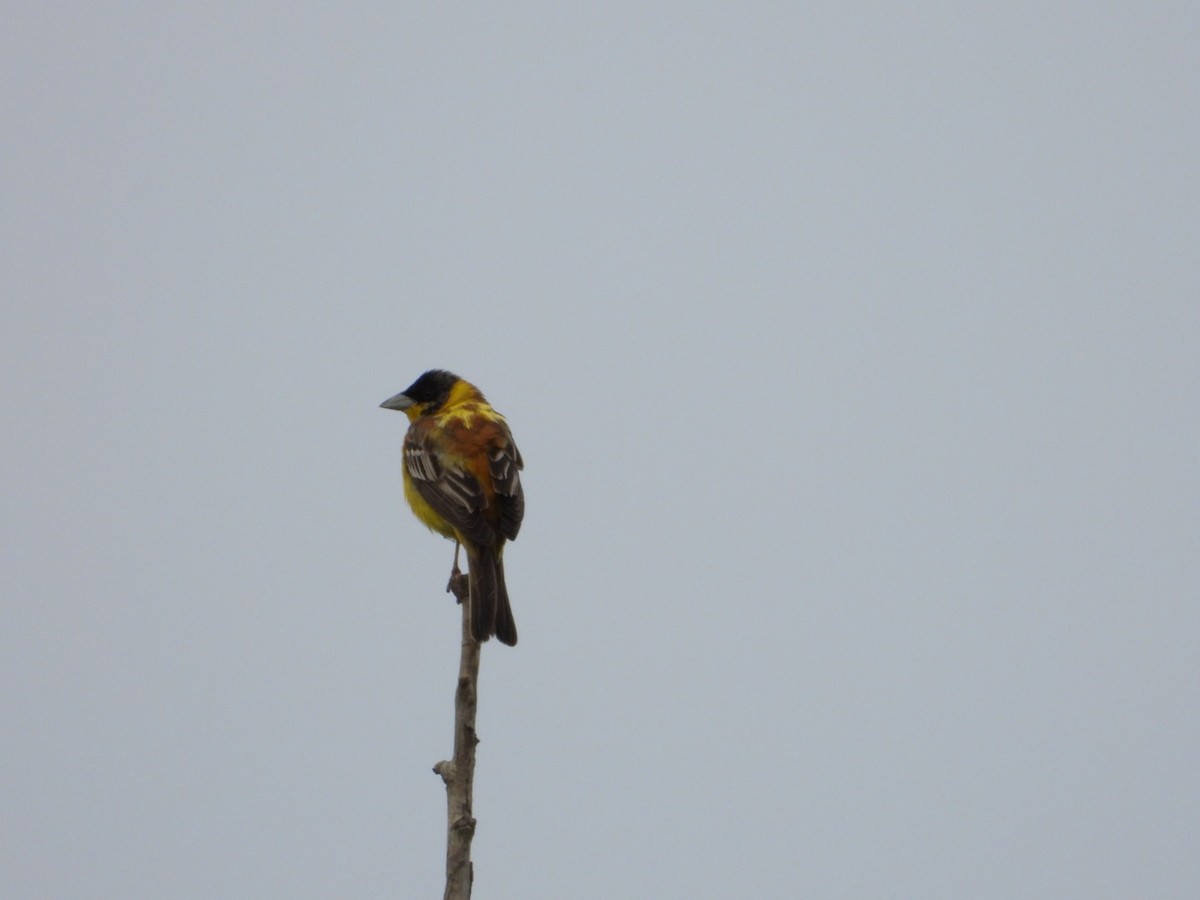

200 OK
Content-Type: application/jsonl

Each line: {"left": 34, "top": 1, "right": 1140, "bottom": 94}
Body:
{"left": 446, "top": 565, "right": 468, "bottom": 604}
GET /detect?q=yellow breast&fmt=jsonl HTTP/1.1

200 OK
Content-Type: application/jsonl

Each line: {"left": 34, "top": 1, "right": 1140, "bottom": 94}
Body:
{"left": 403, "top": 468, "right": 459, "bottom": 540}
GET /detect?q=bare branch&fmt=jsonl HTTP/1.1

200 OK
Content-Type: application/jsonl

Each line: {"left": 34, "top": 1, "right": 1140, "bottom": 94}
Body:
{"left": 437, "top": 569, "right": 481, "bottom": 900}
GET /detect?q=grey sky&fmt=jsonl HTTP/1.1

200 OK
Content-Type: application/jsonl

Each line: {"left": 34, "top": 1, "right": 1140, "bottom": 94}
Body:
{"left": 3, "top": 4, "right": 1198, "bottom": 898}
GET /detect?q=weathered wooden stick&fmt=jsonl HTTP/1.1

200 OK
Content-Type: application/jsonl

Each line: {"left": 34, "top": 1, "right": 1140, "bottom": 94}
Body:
{"left": 433, "top": 568, "right": 479, "bottom": 900}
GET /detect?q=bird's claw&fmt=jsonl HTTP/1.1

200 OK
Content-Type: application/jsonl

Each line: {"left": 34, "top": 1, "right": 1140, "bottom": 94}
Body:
{"left": 446, "top": 565, "right": 468, "bottom": 604}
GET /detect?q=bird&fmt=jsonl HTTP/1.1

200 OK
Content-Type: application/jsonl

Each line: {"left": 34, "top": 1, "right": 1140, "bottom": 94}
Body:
{"left": 380, "top": 370, "right": 524, "bottom": 646}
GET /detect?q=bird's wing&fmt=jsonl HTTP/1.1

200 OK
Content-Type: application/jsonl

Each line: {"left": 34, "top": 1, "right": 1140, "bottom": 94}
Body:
{"left": 403, "top": 430, "right": 497, "bottom": 547}
{"left": 489, "top": 434, "right": 524, "bottom": 541}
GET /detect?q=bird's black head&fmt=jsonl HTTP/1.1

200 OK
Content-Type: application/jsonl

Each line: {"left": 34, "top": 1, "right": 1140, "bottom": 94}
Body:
{"left": 380, "top": 369, "right": 460, "bottom": 417}
{"left": 403, "top": 369, "right": 459, "bottom": 405}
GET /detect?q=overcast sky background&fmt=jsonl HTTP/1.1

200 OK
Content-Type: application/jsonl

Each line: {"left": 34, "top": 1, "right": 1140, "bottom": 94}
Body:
{"left": 3, "top": 4, "right": 1198, "bottom": 898}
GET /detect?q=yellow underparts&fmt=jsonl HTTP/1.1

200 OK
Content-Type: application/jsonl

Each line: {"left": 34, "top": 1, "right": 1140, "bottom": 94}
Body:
{"left": 403, "top": 469, "right": 459, "bottom": 540}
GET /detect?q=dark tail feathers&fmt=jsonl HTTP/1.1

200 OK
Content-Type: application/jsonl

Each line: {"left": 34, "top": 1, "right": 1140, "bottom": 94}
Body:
{"left": 466, "top": 545, "right": 518, "bottom": 646}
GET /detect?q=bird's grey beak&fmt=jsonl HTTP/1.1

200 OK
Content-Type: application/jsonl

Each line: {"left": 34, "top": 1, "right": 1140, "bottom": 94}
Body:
{"left": 380, "top": 392, "right": 414, "bottom": 411}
